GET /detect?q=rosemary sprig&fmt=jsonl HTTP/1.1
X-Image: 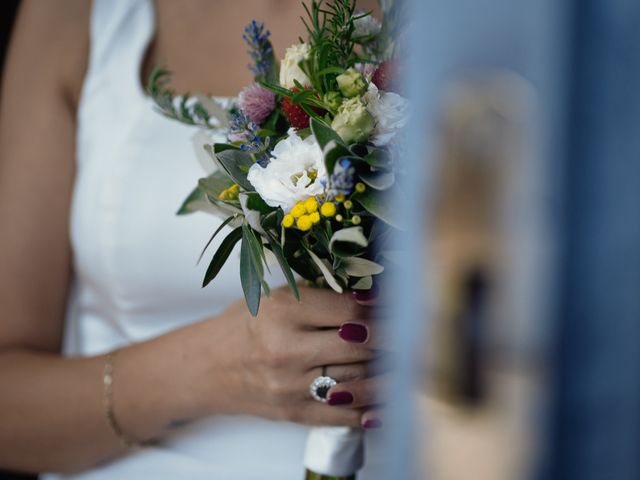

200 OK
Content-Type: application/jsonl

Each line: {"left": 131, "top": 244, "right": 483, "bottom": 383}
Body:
{"left": 147, "top": 67, "right": 214, "bottom": 128}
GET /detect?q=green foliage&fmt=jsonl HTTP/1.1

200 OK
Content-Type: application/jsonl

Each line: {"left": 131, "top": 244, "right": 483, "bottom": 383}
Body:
{"left": 197, "top": 215, "right": 239, "bottom": 265}
{"left": 354, "top": 188, "right": 404, "bottom": 229}
{"left": 203, "top": 226, "right": 243, "bottom": 287}
{"left": 147, "top": 67, "right": 219, "bottom": 128}
{"left": 153, "top": 0, "right": 404, "bottom": 315}
{"left": 208, "top": 147, "right": 255, "bottom": 191}
{"left": 301, "top": 0, "right": 360, "bottom": 92}
{"left": 240, "top": 229, "right": 262, "bottom": 316}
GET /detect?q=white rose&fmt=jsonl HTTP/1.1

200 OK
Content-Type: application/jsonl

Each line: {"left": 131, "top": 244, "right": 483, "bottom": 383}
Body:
{"left": 247, "top": 129, "right": 327, "bottom": 212}
{"left": 279, "top": 43, "right": 312, "bottom": 89}
{"left": 363, "top": 82, "right": 410, "bottom": 146}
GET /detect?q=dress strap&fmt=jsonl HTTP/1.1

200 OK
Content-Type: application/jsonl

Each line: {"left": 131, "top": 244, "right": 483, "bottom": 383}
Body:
{"left": 85, "top": 0, "right": 155, "bottom": 106}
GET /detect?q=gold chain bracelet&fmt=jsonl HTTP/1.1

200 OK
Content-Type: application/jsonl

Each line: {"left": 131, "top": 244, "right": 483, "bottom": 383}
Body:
{"left": 103, "top": 350, "right": 142, "bottom": 448}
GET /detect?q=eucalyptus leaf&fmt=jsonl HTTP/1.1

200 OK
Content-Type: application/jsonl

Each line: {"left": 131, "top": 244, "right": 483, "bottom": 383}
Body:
{"left": 329, "top": 227, "right": 369, "bottom": 256}
{"left": 203, "top": 226, "right": 243, "bottom": 287}
{"left": 351, "top": 276, "right": 373, "bottom": 290}
{"left": 306, "top": 248, "right": 343, "bottom": 294}
{"left": 342, "top": 257, "right": 385, "bottom": 277}
{"left": 359, "top": 170, "right": 396, "bottom": 190}
{"left": 208, "top": 147, "right": 255, "bottom": 191}
{"left": 240, "top": 235, "right": 261, "bottom": 317}
{"left": 198, "top": 170, "right": 235, "bottom": 199}
{"left": 177, "top": 186, "right": 214, "bottom": 215}
{"left": 354, "top": 190, "right": 405, "bottom": 230}
{"left": 203, "top": 144, "right": 229, "bottom": 173}
{"left": 364, "top": 148, "right": 392, "bottom": 169}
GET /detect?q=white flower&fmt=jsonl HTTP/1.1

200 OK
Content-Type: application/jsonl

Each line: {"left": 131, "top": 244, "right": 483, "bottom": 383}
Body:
{"left": 331, "top": 97, "right": 374, "bottom": 144}
{"left": 247, "top": 129, "right": 327, "bottom": 212}
{"left": 363, "top": 82, "right": 410, "bottom": 146}
{"left": 279, "top": 43, "right": 312, "bottom": 90}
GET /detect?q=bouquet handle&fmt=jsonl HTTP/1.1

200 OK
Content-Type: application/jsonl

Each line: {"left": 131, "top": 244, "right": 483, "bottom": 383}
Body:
{"left": 303, "top": 426, "right": 364, "bottom": 479}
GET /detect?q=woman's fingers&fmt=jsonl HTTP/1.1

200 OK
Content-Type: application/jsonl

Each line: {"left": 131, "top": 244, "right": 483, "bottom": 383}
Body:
{"left": 304, "top": 329, "right": 373, "bottom": 366}
{"left": 324, "top": 362, "right": 369, "bottom": 383}
{"left": 325, "top": 374, "right": 387, "bottom": 408}
{"left": 337, "top": 320, "right": 385, "bottom": 349}
{"left": 360, "top": 408, "right": 383, "bottom": 429}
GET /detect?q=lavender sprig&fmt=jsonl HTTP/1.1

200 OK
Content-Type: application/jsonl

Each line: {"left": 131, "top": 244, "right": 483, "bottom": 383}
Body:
{"left": 243, "top": 20, "right": 274, "bottom": 79}
{"left": 228, "top": 111, "right": 271, "bottom": 166}
{"left": 329, "top": 158, "right": 356, "bottom": 197}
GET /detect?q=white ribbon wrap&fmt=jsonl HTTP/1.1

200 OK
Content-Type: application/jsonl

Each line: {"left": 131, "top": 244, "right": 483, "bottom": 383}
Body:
{"left": 303, "top": 426, "right": 365, "bottom": 477}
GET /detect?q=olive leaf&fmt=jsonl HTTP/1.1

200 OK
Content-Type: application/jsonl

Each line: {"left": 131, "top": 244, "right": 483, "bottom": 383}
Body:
{"left": 306, "top": 247, "right": 343, "bottom": 294}
{"left": 203, "top": 226, "right": 243, "bottom": 287}
{"left": 329, "top": 227, "right": 368, "bottom": 257}
{"left": 240, "top": 233, "right": 262, "bottom": 317}
{"left": 204, "top": 146, "right": 255, "bottom": 191}
{"left": 341, "top": 257, "right": 385, "bottom": 277}
{"left": 354, "top": 189, "right": 405, "bottom": 230}
{"left": 351, "top": 276, "right": 373, "bottom": 290}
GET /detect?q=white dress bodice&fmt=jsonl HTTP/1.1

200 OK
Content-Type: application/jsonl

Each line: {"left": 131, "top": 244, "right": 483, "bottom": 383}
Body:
{"left": 42, "top": 1, "right": 382, "bottom": 478}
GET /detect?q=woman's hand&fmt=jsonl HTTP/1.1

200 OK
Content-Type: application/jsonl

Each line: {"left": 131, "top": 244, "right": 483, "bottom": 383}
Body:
{"left": 188, "top": 285, "right": 376, "bottom": 428}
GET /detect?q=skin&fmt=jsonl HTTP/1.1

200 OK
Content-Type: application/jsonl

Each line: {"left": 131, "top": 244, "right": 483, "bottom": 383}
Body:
{"left": 0, "top": 0, "right": 381, "bottom": 474}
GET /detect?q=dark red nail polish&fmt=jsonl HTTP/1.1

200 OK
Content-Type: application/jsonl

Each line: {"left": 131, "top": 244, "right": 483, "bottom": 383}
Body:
{"left": 362, "top": 418, "right": 382, "bottom": 429}
{"left": 338, "top": 323, "right": 368, "bottom": 343}
{"left": 352, "top": 286, "right": 379, "bottom": 302}
{"left": 327, "top": 391, "right": 354, "bottom": 406}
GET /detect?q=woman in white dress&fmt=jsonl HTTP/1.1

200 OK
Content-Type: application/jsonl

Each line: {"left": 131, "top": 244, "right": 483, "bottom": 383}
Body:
{"left": 0, "top": 0, "right": 382, "bottom": 478}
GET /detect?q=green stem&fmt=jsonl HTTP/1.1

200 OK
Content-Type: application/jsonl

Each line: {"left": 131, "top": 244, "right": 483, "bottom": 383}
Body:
{"left": 305, "top": 469, "right": 356, "bottom": 480}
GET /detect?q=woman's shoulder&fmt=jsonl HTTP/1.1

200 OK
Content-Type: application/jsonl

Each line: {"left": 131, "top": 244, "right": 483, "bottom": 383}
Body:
{"left": 9, "top": 0, "right": 90, "bottom": 109}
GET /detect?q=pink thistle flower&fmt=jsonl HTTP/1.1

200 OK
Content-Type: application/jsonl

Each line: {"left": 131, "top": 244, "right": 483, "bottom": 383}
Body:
{"left": 239, "top": 83, "right": 276, "bottom": 125}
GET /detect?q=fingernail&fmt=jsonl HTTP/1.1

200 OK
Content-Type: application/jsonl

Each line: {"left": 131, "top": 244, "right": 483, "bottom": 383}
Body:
{"left": 352, "top": 286, "right": 378, "bottom": 302}
{"left": 327, "top": 391, "right": 354, "bottom": 406}
{"left": 362, "top": 418, "right": 382, "bottom": 429}
{"left": 338, "top": 323, "right": 368, "bottom": 343}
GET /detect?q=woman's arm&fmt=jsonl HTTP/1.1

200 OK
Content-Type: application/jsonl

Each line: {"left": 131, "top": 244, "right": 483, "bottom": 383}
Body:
{"left": 0, "top": 0, "right": 126, "bottom": 471}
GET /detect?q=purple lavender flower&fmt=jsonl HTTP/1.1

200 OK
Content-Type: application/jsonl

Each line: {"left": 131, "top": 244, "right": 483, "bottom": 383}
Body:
{"left": 330, "top": 158, "right": 356, "bottom": 197}
{"left": 228, "top": 111, "right": 258, "bottom": 143}
{"left": 239, "top": 83, "right": 276, "bottom": 125}
{"left": 243, "top": 20, "right": 273, "bottom": 78}
{"left": 228, "top": 111, "right": 271, "bottom": 166}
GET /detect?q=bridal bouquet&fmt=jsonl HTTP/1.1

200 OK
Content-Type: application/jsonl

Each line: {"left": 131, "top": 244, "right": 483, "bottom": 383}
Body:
{"left": 149, "top": 1, "right": 407, "bottom": 478}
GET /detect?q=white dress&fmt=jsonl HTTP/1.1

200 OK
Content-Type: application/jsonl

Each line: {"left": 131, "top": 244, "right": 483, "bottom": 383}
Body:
{"left": 43, "top": 0, "right": 381, "bottom": 478}
{"left": 44, "top": 0, "right": 308, "bottom": 480}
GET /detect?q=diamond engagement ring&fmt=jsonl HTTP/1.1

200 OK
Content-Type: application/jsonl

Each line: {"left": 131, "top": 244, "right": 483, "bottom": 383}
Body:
{"left": 309, "top": 375, "right": 337, "bottom": 402}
